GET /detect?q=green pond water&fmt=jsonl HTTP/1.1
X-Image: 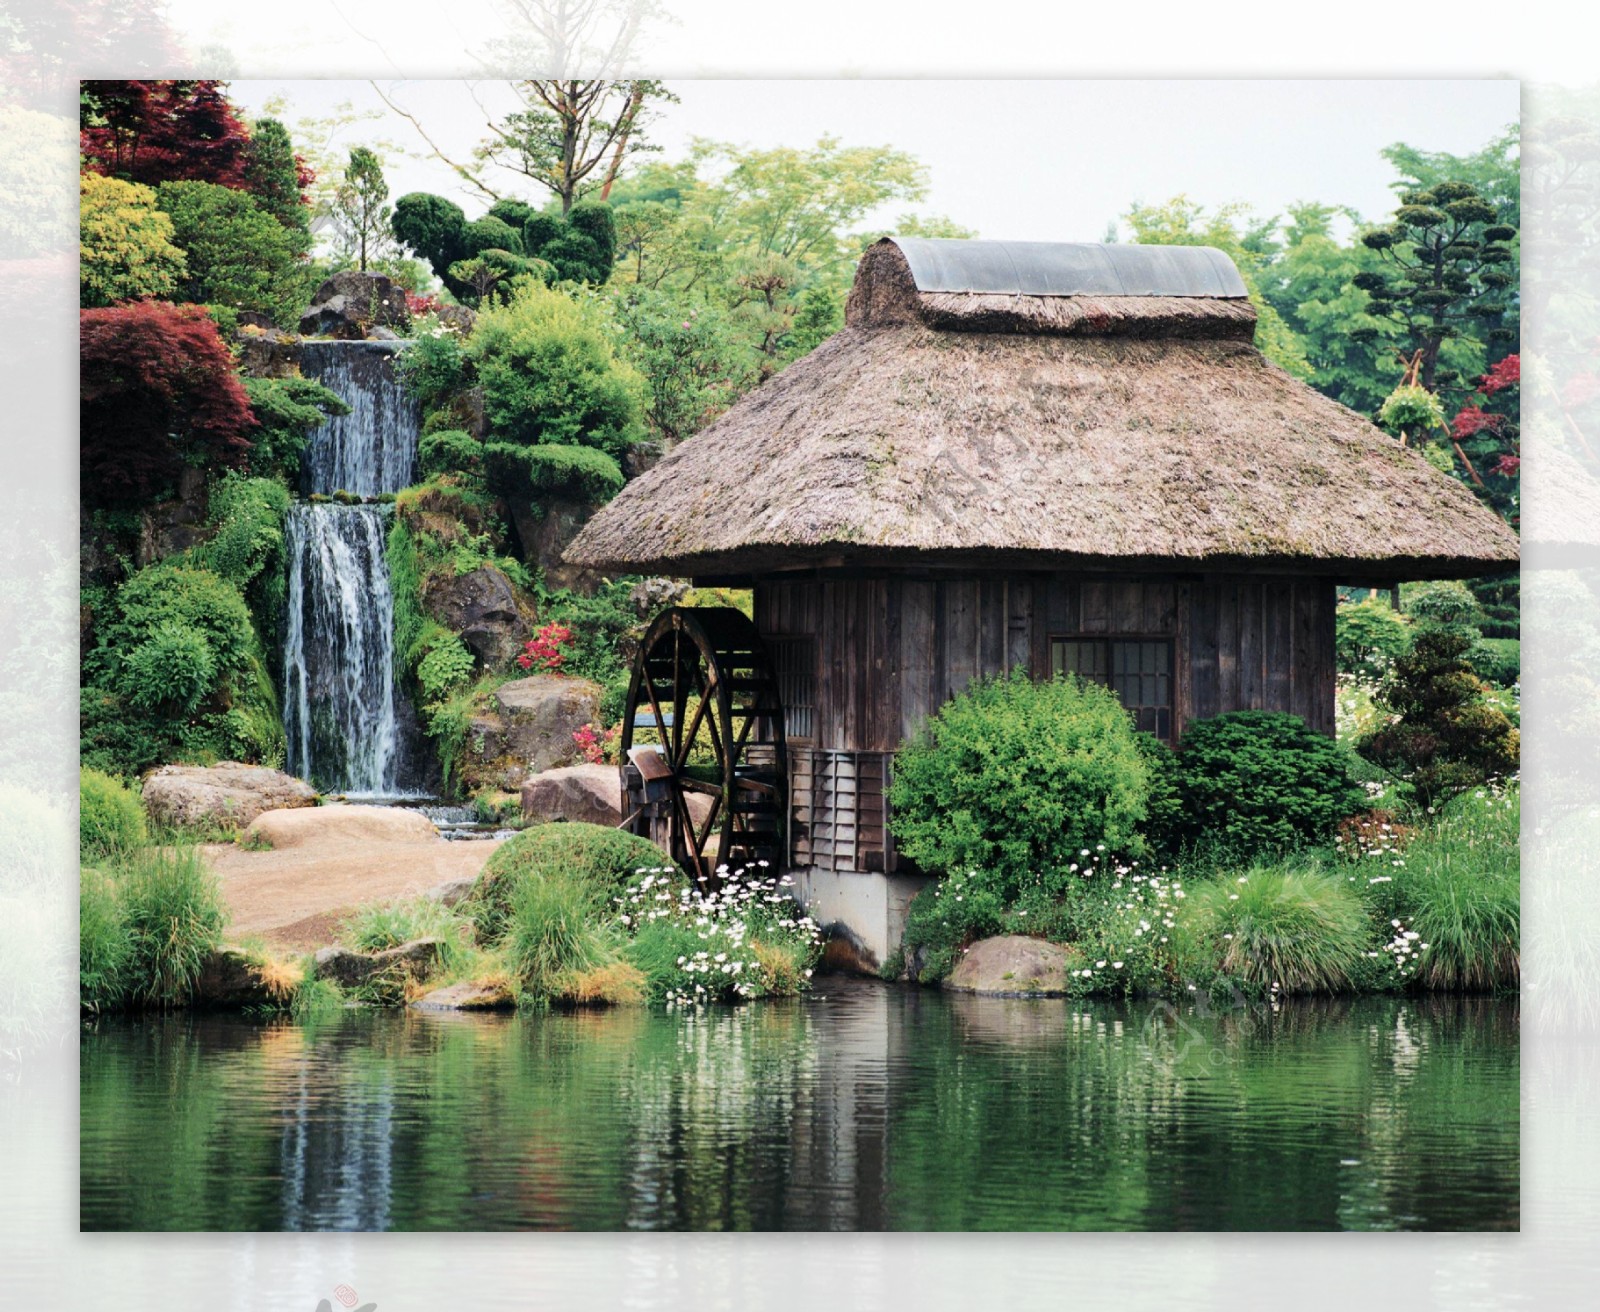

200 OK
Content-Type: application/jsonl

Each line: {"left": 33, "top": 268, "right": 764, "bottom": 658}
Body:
{"left": 79, "top": 981, "right": 1518, "bottom": 1231}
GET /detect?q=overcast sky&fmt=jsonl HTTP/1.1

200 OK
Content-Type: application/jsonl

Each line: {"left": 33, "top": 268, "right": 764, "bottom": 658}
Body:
{"left": 228, "top": 79, "right": 1519, "bottom": 241}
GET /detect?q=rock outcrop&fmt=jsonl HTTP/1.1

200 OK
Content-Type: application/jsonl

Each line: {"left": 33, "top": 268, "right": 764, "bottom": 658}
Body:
{"left": 519, "top": 763, "right": 622, "bottom": 827}
{"left": 510, "top": 497, "right": 608, "bottom": 596}
{"left": 411, "top": 979, "right": 515, "bottom": 1011}
{"left": 142, "top": 763, "right": 318, "bottom": 831}
{"left": 420, "top": 564, "right": 531, "bottom": 670}
{"left": 243, "top": 804, "right": 438, "bottom": 850}
{"left": 312, "top": 938, "right": 444, "bottom": 991}
{"left": 298, "top": 271, "right": 411, "bottom": 339}
{"left": 943, "top": 935, "right": 1079, "bottom": 997}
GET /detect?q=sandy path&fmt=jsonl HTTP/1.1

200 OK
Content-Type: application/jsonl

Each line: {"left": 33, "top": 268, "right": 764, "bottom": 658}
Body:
{"left": 206, "top": 836, "right": 507, "bottom": 951}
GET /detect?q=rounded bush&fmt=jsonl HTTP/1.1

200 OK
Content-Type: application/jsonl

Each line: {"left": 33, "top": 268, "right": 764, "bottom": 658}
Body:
{"left": 123, "top": 622, "right": 217, "bottom": 712}
{"left": 888, "top": 670, "right": 1151, "bottom": 900}
{"left": 417, "top": 428, "right": 481, "bottom": 479}
{"left": 1173, "top": 711, "right": 1364, "bottom": 858}
{"left": 467, "top": 822, "right": 674, "bottom": 944}
{"left": 80, "top": 767, "right": 147, "bottom": 860}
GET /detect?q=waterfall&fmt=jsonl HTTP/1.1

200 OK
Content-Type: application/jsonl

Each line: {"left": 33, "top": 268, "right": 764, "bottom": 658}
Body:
{"left": 282, "top": 342, "right": 427, "bottom": 796}
{"left": 297, "top": 341, "right": 417, "bottom": 496}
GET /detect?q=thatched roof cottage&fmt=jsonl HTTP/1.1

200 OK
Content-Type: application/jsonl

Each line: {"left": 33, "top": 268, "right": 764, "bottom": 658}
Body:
{"left": 566, "top": 237, "right": 1519, "bottom": 960}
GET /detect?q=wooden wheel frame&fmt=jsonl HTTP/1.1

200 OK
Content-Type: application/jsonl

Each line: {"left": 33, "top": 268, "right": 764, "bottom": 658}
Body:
{"left": 619, "top": 607, "right": 788, "bottom": 883}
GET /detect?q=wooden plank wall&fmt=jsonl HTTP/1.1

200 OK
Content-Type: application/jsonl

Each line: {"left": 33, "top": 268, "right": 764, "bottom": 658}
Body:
{"left": 760, "top": 572, "right": 1335, "bottom": 872}
{"left": 759, "top": 572, "right": 1335, "bottom": 750}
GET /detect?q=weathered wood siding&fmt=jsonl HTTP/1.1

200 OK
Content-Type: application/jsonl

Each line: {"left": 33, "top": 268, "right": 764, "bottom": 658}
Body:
{"left": 756, "top": 572, "right": 1336, "bottom": 873}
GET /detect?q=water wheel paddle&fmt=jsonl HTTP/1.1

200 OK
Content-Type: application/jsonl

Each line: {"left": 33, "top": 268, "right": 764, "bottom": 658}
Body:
{"left": 619, "top": 607, "right": 787, "bottom": 883}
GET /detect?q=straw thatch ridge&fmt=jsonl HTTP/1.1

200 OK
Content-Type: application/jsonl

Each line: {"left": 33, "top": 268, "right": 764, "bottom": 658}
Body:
{"left": 846, "top": 238, "right": 1259, "bottom": 339}
{"left": 566, "top": 239, "right": 1519, "bottom": 582}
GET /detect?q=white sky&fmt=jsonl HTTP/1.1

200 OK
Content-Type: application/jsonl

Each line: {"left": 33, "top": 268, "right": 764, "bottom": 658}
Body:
{"left": 226, "top": 79, "right": 1519, "bottom": 241}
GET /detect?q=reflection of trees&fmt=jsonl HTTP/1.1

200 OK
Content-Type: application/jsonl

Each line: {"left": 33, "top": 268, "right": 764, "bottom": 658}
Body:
{"left": 79, "top": 991, "right": 1518, "bottom": 1231}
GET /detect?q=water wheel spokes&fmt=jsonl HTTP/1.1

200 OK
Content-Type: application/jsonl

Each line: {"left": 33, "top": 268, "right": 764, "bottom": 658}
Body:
{"left": 620, "top": 607, "right": 788, "bottom": 885}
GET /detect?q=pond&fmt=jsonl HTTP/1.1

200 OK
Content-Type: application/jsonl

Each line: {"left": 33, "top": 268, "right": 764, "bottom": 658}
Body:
{"left": 79, "top": 981, "right": 1518, "bottom": 1231}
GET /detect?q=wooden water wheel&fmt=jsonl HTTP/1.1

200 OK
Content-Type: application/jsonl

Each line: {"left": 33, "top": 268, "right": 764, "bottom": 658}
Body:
{"left": 619, "top": 607, "right": 788, "bottom": 883}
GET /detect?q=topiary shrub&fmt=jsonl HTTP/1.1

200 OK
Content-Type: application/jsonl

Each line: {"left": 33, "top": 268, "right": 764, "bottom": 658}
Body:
{"left": 1172, "top": 711, "right": 1364, "bottom": 859}
{"left": 417, "top": 428, "right": 482, "bottom": 480}
{"left": 79, "top": 767, "right": 147, "bottom": 860}
{"left": 466, "top": 822, "right": 675, "bottom": 945}
{"left": 1356, "top": 630, "right": 1520, "bottom": 810}
{"left": 888, "top": 670, "right": 1151, "bottom": 902}
{"left": 482, "top": 441, "right": 624, "bottom": 504}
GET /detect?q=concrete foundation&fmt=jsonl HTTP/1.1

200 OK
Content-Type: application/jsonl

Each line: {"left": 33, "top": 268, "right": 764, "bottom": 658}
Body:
{"left": 790, "top": 867, "right": 933, "bottom": 969}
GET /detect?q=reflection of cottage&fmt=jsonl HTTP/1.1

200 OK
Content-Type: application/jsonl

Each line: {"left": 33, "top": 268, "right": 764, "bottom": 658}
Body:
{"left": 566, "top": 238, "right": 1520, "bottom": 962}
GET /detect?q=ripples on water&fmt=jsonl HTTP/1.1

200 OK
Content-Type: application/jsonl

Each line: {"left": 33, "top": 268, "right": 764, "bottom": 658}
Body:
{"left": 78, "top": 981, "right": 1518, "bottom": 1232}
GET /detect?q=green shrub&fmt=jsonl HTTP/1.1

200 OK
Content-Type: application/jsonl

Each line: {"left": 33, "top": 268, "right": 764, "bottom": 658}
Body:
{"left": 466, "top": 822, "right": 673, "bottom": 945}
{"left": 1172, "top": 711, "right": 1364, "bottom": 858}
{"left": 483, "top": 441, "right": 625, "bottom": 504}
{"left": 122, "top": 621, "right": 217, "bottom": 712}
{"left": 1133, "top": 731, "right": 1184, "bottom": 858}
{"left": 156, "top": 179, "right": 312, "bottom": 326}
{"left": 117, "top": 846, "right": 226, "bottom": 1007}
{"left": 889, "top": 670, "right": 1150, "bottom": 900}
{"left": 466, "top": 281, "right": 645, "bottom": 459}
{"left": 79, "top": 767, "right": 147, "bottom": 860}
{"left": 1470, "top": 637, "right": 1520, "bottom": 688}
{"left": 79, "top": 867, "right": 130, "bottom": 1011}
{"left": 417, "top": 428, "right": 483, "bottom": 479}
{"left": 417, "top": 635, "right": 477, "bottom": 701}
{"left": 397, "top": 330, "right": 468, "bottom": 411}
{"left": 1403, "top": 579, "right": 1485, "bottom": 635}
{"left": 242, "top": 376, "right": 348, "bottom": 482}
{"left": 1336, "top": 596, "right": 1412, "bottom": 679}
{"left": 1183, "top": 864, "right": 1368, "bottom": 993}
{"left": 1357, "top": 630, "right": 1520, "bottom": 810}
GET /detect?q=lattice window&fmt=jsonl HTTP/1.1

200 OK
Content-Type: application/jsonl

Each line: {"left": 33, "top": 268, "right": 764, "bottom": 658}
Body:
{"left": 766, "top": 636, "right": 816, "bottom": 743}
{"left": 1052, "top": 636, "right": 1174, "bottom": 741}
{"left": 790, "top": 749, "right": 890, "bottom": 872}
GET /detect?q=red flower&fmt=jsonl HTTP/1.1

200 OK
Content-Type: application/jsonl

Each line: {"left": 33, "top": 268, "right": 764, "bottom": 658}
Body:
{"left": 518, "top": 621, "right": 574, "bottom": 672}
{"left": 1493, "top": 454, "right": 1521, "bottom": 477}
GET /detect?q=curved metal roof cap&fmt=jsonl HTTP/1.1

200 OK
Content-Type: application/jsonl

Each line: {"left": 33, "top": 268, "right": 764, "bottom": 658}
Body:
{"left": 891, "top": 237, "right": 1249, "bottom": 299}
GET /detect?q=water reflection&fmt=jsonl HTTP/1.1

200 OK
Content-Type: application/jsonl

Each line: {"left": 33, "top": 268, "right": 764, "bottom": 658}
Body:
{"left": 79, "top": 982, "right": 1518, "bottom": 1232}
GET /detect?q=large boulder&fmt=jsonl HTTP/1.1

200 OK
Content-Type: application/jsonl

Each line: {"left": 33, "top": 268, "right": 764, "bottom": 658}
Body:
{"left": 420, "top": 564, "right": 530, "bottom": 670}
{"left": 235, "top": 327, "right": 302, "bottom": 379}
{"left": 509, "top": 497, "right": 608, "bottom": 596}
{"left": 243, "top": 804, "right": 438, "bottom": 851}
{"left": 298, "top": 270, "right": 410, "bottom": 339}
{"left": 520, "top": 764, "right": 622, "bottom": 827}
{"left": 142, "top": 763, "right": 318, "bottom": 831}
{"left": 494, "top": 675, "right": 603, "bottom": 776}
{"left": 193, "top": 947, "right": 283, "bottom": 1008}
{"left": 944, "top": 935, "right": 1079, "bottom": 997}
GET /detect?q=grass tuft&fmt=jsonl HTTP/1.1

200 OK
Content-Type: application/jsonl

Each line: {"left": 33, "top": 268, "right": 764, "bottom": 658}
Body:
{"left": 1185, "top": 862, "right": 1367, "bottom": 993}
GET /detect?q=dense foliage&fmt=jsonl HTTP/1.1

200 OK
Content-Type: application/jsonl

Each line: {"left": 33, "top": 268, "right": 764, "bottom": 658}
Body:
{"left": 1169, "top": 711, "right": 1365, "bottom": 858}
{"left": 889, "top": 671, "right": 1151, "bottom": 901}
{"left": 155, "top": 180, "right": 310, "bottom": 325}
{"left": 79, "top": 173, "right": 186, "bottom": 307}
{"left": 80, "top": 300, "right": 257, "bottom": 506}
{"left": 240, "top": 376, "right": 349, "bottom": 483}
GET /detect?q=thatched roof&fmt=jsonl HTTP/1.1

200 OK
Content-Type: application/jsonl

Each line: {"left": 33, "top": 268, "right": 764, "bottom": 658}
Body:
{"left": 566, "top": 237, "right": 1520, "bottom": 582}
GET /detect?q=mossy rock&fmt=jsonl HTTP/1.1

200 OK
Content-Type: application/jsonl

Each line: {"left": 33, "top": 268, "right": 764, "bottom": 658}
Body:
{"left": 465, "top": 822, "right": 676, "bottom": 945}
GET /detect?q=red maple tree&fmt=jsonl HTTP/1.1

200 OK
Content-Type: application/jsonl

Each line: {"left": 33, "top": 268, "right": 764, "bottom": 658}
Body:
{"left": 81, "top": 80, "right": 252, "bottom": 189}
{"left": 81, "top": 302, "right": 257, "bottom": 506}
